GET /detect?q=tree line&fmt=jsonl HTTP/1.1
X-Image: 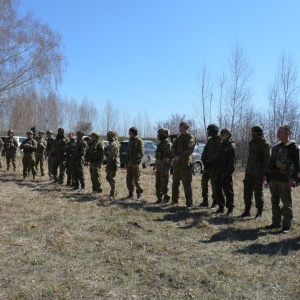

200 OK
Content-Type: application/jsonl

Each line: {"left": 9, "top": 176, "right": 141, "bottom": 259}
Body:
{"left": 1, "top": 1, "right": 300, "bottom": 166}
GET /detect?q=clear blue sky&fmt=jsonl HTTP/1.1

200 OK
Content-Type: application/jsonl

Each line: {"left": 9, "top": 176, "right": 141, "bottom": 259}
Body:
{"left": 20, "top": 0, "right": 300, "bottom": 123}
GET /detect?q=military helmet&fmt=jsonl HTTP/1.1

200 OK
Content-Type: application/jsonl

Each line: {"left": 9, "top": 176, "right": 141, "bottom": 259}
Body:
{"left": 38, "top": 131, "right": 45, "bottom": 135}
{"left": 207, "top": 124, "right": 219, "bottom": 137}
{"left": 77, "top": 130, "right": 84, "bottom": 137}
{"left": 27, "top": 131, "right": 33, "bottom": 135}
{"left": 107, "top": 130, "right": 118, "bottom": 139}
{"left": 221, "top": 128, "right": 232, "bottom": 136}
{"left": 46, "top": 130, "right": 53, "bottom": 134}
{"left": 57, "top": 128, "right": 64, "bottom": 134}
{"left": 91, "top": 132, "right": 100, "bottom": 138}
{"left": 7, "top": 129, "right": 14, "bottom": 135}
{"left": 251, "top": 125, "right": 263, "bottom": 134}
{"left": 157, "top": 128, "right": 170, "bottom": 138}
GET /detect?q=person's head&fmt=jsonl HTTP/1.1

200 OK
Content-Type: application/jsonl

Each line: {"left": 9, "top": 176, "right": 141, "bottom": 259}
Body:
{"left": 7, "top": 129, "right": 14, "bottom": 137}
{"left": 27, "top": 131, "right": 34, "bottom": 139}
{"left": 179, "top": 122, "right": 189, "bottom": 134}
{"left": 68, "top": 132, "right": 75, "bottom": 140}
{"left": 76, "top": 130, "right": 84, "bottom": 139}
{"left": 38, "top": 131, "right": 45, "bottom": 138}
{"left": 57, "top": 128, "right": 64, "bottom": 136}
{"left": 220, "top": 128, "right": 232, "bottom": 141}
{"left": 107, "top": 130, "right": 118, "bottom": 141}
{"left": 277, "top": 125, "right": 291, "bottom": 143}
{"left": 91, "top": 132, "right": 99, "bottom": 142}
{"left": 251, "top": 125, "right": 263, "bottom": 140}
{"left": 207, "top": 124, "right": 219, "bottom": 137}
{"left": 129, "top": 127, "right": 138, "bottom": 138}
{"left": 46, "top": 130, "right": 53, "bottom": 138}
{"left": 157, "top": 128, "right": 170, "bottom": 140}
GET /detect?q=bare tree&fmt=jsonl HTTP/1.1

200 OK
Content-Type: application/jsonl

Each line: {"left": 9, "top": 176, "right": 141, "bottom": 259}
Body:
{"left": 76, "top": 97, "right": 98, "bottom": 134}
{"left": 226, "top": 42, "right": 253, "bottom": 134}
{"left": 266, "top": 52, "right": 300, "bottom": 144}
{"left": 0, "top": 0, "right": 66, "bottom": 110}
{"left": 101, "top": 99, "right": 120, "bottom": 134}
{"left": 193, "top": 61, "right": 213, "bottom": 139}
{"left": 121, "top": 110, "right": 132, "bottom": 138}
{"left": 216, "top": 72, "right": 226, "bottom": 129}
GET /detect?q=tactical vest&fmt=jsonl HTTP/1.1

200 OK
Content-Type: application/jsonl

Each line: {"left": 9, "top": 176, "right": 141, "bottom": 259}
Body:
{"left": 22, "top": 139, "right": 37, "bottom": 155}
{"left": 87, "top": 140, "right": 104, "bottom": 161}
{"left": 4, "top": 137, "right": 17, "bottom": 150}
{"left": 270, "top": 140, "right": 296, "bottom": 179}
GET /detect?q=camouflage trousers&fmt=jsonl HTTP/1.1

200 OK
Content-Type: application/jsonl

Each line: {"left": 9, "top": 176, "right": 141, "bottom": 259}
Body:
{"left": 126, "top": 162, "right": 143, "bottom": 196}
{"left": 106, "top": 167, "right": 117, "bottom": 196}
{"left": 201, "top": 168, "right": 210, "bottom": 201}
{"left": 269, "top": 180, "right": 293, "bottom": 228}
{"left": 52, "top": 155, "right": 66, "bottom": 183}
{"left": 155, "top": 167, "right": 170, "bottom": 201}
{"left": 215, "top": 171, "right": 234, "bottom": 208}
{"left": 243, "top": 173, "right": 264, "bottom": 210}
{"left": 22, "top": 154, "right": 36, "bottom": 177}
{"left": 6, "top": 152, "right": 16, "bottom": 171}
{"left": 66, "top": 157, "right": 76, "bottom": 185}
{"left": 35, "top": 154, "right": 46, "bottom": 176}
{"left": 47, "top": 155, "right": 54, "bottom": 178}
{"left": 208, "top": 168, "right": 218, "bottom": 206}
{"left": 90, "top": 162, "right": 102, "bottom": 192}
{"left": 172, "top": 162, "right": 193, "bottom": 206}
{"left": 74, "top": 157, "right": 85, "bottom": 189}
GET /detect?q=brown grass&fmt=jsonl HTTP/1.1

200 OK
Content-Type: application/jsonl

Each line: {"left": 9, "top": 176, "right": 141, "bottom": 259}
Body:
{"left": 0, "top": 157, "right": 300, "bottom": 299}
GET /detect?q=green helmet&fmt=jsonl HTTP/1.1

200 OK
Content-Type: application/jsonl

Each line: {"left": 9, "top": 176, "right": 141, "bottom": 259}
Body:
{"left": 207, "top": 124, "right": 219, "bottom": 137}
{"left": 251, "top": 125, "right": 263, "bottom": 134}
{"left": 91, "top": 132, "right": 100, "bottom": 138}
{"left": 157, "top": 128, "right": 170, "bottom": 139}
{"left": 7, "top": 129, "right": 14, "bottom": 135}
{"left": 77, "top": 130, "right": 84, "bottom": 137}
{"left": 107, "top": 130, "right": 118, "bottom": 140}
{"left": 57, "top": 128, "right": 64, "bottom": 134}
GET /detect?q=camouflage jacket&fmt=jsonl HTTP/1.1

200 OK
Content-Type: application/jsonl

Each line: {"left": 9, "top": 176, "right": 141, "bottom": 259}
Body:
{"left": 0, "top": 138, "right": 3, "bottom": 151}
{"left": 245, "top": 137, "right": 271, "bottom": 178}
{"left": 106, "top": 140, "right": 120, "bottom": 170}
{"left": 171, "top": 132, "right": 195, "bottom": 166}
{"left": 64, "top": 138, "right": 77, "bottom": 159}
{"left": 126, "top": 136, "right": 144, "bottom": 165}
{"left": 268, "top": 140, "right": 299, "bottom": 182}
{"left": 51, "top": 135, "right": 69, "bottom": 157}
{"left": 35, "top": 137, "right": 47, "bottom": 155}
{"left": 155, "top": 139, "right": 173, "bottom": 170}
{"left": 201, "top": 135, "right": 221, "bottom": 169}
{"left": 4, "top": 136, "right": 19, "bottom": 154}
{"left": 20, "top": 138, "right": 37, "bottom": 156}
{"left": 73, "top": 139, "right": 88, "bottom": 159}
{"left": 216, "top": 136, "right": 236, "bottom": 175}
{"left": 86, "top": 139, "right": 104, "bottom": 163}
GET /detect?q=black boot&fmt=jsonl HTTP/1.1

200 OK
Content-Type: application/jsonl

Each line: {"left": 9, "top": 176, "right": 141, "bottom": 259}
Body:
{"left": 199, "top": 199, "right": 209, "bottom": 207}
{"left": 226, "top": 206, "right": 233, "bottom": 216}
{"left": 240, "top": 206, "right": 251, "bottom": 218}
{"left": 255, "top": 209, "right": 263, "bottom": 219}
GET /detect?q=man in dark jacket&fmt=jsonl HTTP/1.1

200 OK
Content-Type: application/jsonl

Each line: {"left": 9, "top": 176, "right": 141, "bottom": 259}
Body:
{"left": 214, "top": 128, "right": 236, "bottom": 216}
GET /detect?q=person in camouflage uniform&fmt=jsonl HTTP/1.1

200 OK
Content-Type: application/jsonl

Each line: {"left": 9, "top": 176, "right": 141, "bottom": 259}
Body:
{"left": 35, "top": 131, "right": 47, "bottom": 176}
{"left": 4, "top": 129, "right": 19, "bottom": 171}
{"left": 50, "top": 128, "right": 69, "bottom": 184}
{"left": 240, "top": 125, "right": 271, "bottom": 219}
{"left": 214, "top": 128, "right": 236, "bottom": 216}
{"left": 19, "top": 131, "right": 37, "bottom": 180}
{"left": 86, "top": 132, "right": 104, "bottom": 193}
{"left": 46, "top": 130, "right": 55, "bottom": 180}
{"left": 125, "top": 127, "right": 144, "bottom": 200}
{"left": 64, "top": 132, "right": 77, "bottom": 186}
{"left": 264, "top": 125, "right": 300, "bottom": 234}
{"left": 71, "top": 131, "right": 88, "bottom": 192}
{"left": 200, "top": 124, "right": 221, "bottom": 209}
{"left": 154, "top": 128, "right": 173, "bottom": 204}
{"left": 105, "top": 130, "right": 120, "bottom": 198}
{"left": 0, "top": 138, "right": 4, "bottom": 169}
{"left": 200, "top": 168, "right": 210, "bottom": 206}
{"left": 171, "top": 122, "right": 196, "bottom": 207}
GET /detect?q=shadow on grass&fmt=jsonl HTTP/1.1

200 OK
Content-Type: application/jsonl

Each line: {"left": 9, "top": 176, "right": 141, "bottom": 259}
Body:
{"left": 234, "top": 235, "right": 300, "bottom": 256}
{"left": 201, "top": 227, "right": 267, "bottom": 243}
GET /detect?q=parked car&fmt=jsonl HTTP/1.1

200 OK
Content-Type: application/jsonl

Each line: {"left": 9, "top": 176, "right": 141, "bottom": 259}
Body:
{"left": 120, "top": 140, "right": 157, "bottom": 168}
{"left": 0, "top": 136, "right": 27, "bottom": 156}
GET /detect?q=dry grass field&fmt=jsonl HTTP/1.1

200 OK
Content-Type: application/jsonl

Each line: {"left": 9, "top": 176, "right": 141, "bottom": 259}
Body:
{"left": 0, "top": 157, "right": 299, "bottom": 300}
